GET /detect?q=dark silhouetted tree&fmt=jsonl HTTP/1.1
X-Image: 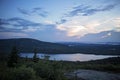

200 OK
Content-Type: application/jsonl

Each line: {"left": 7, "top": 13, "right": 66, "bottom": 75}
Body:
{"left": 33, "top": 48, "right": 39, "bottom": 62}
{"left": 7, "top": 46, "right": 19, "bottom": 67}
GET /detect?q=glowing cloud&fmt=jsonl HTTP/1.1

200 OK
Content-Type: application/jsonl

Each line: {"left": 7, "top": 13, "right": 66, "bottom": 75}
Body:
{"left": 57, "top": 16, "right": 120, "bottom": 38}
{"left": 101, "top": 32, "right": 112, "bottom": 38}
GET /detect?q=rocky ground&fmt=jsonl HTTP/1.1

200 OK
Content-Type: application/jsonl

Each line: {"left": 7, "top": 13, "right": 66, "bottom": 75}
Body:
{"left": 65, "top": 69, "right": 120, "bottom": 80}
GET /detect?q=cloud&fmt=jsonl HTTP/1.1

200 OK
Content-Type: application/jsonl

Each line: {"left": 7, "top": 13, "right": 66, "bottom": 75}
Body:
{"left": 0, "top": 18, "right": 10, "bottom": 25}
{"left": 69, "top": 4, "right": 117, "bottom": 16}
{"left": 8, "top": 17, "right": 42, "bottom": 27}
{"left": 0, "top": 32, "right": 28, "bottom": 39}
{"left": 17, "top": 8, "right": 30, "bottom": 15}
{"left": 0, "top": 17, "right": 41, "bottom": 32}
{"left": 56, "top": 16, "right": 120, "bottom": 38}
{"left": 101, "top": 32, "right": 111, "bottom": 38}
{"left": 79, "top": 30, "right": 120, "bottom": 42}
{"left": 0, "top": 17, "right": 55, "bottom": 32}
{"left": 18, "top": 7, "right": 48, "bottom": 17}
{"left": 0, "top": 17, "right": 57, "bottom": 39}
{"left": 32, "top": 7, "right": 48, "bottom": 17}
{"left": 56, "top": 1, "right": 120, "bottom": 40}
{"left": 113, "top": 18, "right": 120, "bottom": 32}
{"left": 57, "top": 19, "right": 67, "bottom": 24}
{"left": 32, "top": 7, "right": 42, "bottom": 12}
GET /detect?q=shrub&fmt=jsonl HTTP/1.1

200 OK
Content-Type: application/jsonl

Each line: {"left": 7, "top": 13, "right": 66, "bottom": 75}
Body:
{"left": 33, "top": 61, "right": 67, "bottom": 80}
{"left": 12, "top": 65, "right": 41, "bottom": 80}
{"left": 13, "top": 66, "right": 35, "bottom": 80}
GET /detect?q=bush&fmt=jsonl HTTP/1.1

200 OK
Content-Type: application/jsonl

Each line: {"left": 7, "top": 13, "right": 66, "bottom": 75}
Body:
{"left": 0, "top": 64, "right": 43, "bottom": 80}
{"left": 0, "top": 67, "right": 13, "bottom": 80}
{"left": 33, "top": 61, "right": 52, "bottom": 79}
{"left": 13, "top": 65, "right": 37, "bottom": 80}
{"left": 32, "top": 61, "right": 67, "bottom": 80}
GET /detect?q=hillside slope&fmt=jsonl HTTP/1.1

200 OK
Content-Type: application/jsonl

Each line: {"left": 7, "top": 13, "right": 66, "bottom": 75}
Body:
{"left": 0, "top": 38, "right": 69, "bottom": 54}
{"left": 0, "top": 38, "right": 120, "bottom": 55}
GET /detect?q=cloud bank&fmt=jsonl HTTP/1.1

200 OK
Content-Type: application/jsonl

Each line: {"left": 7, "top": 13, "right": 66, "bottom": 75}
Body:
{"left": 57, "top": 16, "right": 120, "bottom": 38}
{"left": 69, "top": 4, "right": 117, "bottom": 16}
{"left": 18, "top": 7, "right": 48, "bottom": 17}
{"left": 0, "top": 17, "right": 55, "bottom": 32}
{"left": 56, "top": 2, "right": 120, "bottom": 39}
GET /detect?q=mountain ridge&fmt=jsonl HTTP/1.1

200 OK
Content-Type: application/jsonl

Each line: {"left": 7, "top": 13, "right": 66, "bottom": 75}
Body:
{"left": 0, "top": 38, "right": 70, "bottom": 54}
{"left": 0, "top": 38, "right": 120, "bottom": 55}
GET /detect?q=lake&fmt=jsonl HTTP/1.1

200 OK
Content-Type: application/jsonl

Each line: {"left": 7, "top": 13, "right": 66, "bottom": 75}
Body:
{"left": 20, "top": 53, "right": 119, "bottom": 61}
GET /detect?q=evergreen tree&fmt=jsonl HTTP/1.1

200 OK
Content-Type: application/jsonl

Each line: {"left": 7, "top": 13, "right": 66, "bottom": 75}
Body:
{"left": 7, "top": 46, "right": 19, "bottom": 67}
{"left": 33, "top": 48, "right": 39, "bottom": 62}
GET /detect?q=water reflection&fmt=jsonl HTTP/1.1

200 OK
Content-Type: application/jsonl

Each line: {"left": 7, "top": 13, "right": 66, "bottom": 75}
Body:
{"left": 21, "top": 53, "right": 118, "bottom": 61}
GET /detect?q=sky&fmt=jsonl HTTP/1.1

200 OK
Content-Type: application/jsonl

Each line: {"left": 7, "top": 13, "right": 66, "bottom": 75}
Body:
{"left": 0, "top": 0, "right": 120, "bottom": 42}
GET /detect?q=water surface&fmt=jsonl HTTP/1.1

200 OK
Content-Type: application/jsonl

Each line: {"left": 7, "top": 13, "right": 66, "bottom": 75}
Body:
{"left": 21, "top": 53, "right": 118, "bottom": 61}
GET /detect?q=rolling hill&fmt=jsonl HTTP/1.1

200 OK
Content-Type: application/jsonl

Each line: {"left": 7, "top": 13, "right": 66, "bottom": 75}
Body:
{"left": 0, "top": 38, "right": 120, "bottom": 55}
{"left": 0, "top": 38, "right": 70, "bottom": 54}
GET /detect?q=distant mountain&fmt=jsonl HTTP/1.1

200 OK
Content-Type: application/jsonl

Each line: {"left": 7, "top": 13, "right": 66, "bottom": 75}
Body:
{"left": 0, "top": 38, "right": 120, "bottom": 55}
{"left": 57, "top": 42, "right": 120, "bottom": 55}
{"left": 97, "top": 42, "right": 120, "bottom": 45}
{"left": 57, "top": 42, "right": 120, "bottom": 46}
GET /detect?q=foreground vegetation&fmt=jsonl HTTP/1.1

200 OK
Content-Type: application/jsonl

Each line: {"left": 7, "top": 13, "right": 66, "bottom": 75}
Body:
{"left": 0, "top": 56, "right": 120, "bottom": 80}
{"left": 0, "top": 47, "right": 120, "bottom": 80}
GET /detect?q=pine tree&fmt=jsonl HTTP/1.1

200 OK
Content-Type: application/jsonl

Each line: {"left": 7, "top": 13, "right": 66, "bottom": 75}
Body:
{"left": 7, "top": 46, "right": 19, "bottom": 67}
{"left": 33, "top": 48, "right": 39, "bottom": 62}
